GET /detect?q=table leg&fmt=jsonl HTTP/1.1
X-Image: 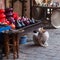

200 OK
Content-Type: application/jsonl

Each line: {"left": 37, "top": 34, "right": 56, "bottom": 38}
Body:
{"left": 16, "top": 34, "right": 19, "bottom": 58}
{"left": 4, "top": 34, "right": 10, "bottom": 59}
{"left": 12, "top": 35, "right": 17, "bottom": 59}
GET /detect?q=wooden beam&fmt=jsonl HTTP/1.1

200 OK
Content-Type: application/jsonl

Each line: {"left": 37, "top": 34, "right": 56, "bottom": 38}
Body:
{"left": 30, "top": 0, "right": 33, "bottom": 19}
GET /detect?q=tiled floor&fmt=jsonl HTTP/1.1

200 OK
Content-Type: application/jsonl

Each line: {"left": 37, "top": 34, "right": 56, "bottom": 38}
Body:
{"left": 2, "top": 28, "right": 60, "bottom": 60}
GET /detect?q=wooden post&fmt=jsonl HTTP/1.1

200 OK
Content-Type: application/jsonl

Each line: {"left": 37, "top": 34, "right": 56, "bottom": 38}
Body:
{"left": 30, "top": 0, "right": 32, "bottom": 19}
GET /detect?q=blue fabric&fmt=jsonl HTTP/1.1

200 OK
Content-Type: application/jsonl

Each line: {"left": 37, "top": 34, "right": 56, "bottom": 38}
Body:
{"left": 0, "top": 26, "right": 11, "bottom": 44}
{"left": 0, "top": 26, "right": 11, "bottom": 32}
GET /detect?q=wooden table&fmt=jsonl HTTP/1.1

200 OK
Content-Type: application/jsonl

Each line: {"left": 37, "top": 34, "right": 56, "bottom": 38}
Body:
{"left": 2, "top": 29, "right": 24, "bottom": 59}
{"left": 32, "top": 6, "right": 60, "bottom": 28}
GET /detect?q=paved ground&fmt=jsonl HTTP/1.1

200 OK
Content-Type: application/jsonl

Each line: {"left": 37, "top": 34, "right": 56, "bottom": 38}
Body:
{"left": 3, "top": 28, "right": 60, "bottom": 60}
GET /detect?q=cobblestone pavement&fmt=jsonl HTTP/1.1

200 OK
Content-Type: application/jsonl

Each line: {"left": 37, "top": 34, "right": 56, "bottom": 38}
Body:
{"left": 3, "top": 29, "right": 60, "bottom": 60}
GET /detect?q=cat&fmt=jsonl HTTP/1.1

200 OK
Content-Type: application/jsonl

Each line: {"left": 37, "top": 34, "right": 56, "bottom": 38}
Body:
{"left": 33, "top": 27, "right": 49, "bottom": 47}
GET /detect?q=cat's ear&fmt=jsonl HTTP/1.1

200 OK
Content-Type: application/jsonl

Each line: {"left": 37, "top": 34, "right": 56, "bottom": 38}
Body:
{"left": 42, "top": 27, "right": 46, "bottom": 33}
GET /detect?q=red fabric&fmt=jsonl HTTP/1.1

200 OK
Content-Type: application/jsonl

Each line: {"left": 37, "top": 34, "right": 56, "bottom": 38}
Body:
{"left": 13, "top": 12, "right": 19, "bottom": 20}
{"left": 0, "top": 18, "right": 6, "bottom": 22}
{"left": 0, "top": 9, "right": 5, "bottom": 13}
{"left": 0, "top": 13, "right": 6, "bottom": 18}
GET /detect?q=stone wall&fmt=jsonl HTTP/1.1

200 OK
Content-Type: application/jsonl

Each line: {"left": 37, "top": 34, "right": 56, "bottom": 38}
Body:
{"left": 13, "top": 0, "right": 22, "bottom": 16}
{"left": 23, "top": 0, "right": 30, "bottom": 18}
{"left": 13, "top": 0, "right": 30, "bottom": 18}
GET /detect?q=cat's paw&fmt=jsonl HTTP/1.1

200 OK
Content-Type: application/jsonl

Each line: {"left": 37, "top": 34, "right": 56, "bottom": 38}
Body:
{"left": 42, "top": 43, "right": 48, "bottom": 48}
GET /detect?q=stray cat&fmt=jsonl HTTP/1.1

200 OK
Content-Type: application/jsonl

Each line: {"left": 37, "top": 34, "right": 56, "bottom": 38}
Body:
{"left": 33, "top": 27, "right": 49, "bottom": 47}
